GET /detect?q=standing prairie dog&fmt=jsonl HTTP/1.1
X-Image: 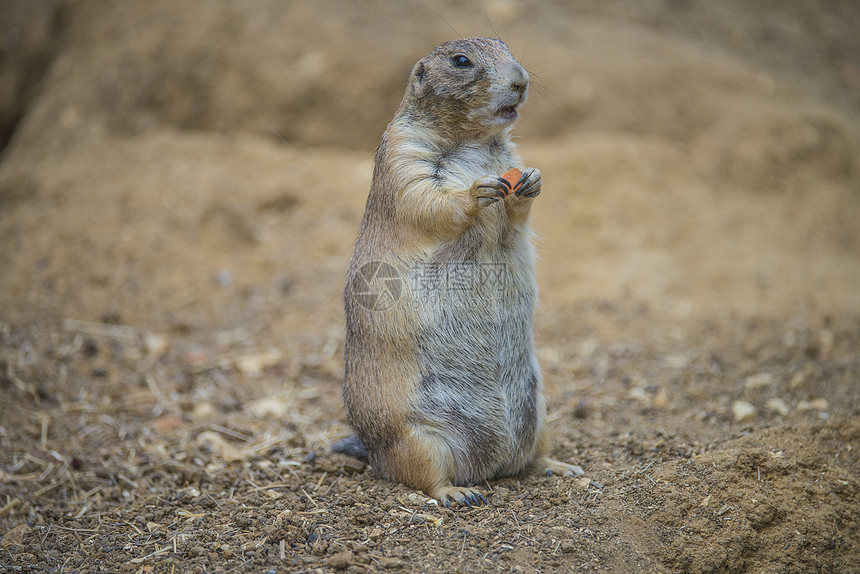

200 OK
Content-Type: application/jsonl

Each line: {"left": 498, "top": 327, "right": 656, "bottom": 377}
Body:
{"left": 337, "top": 37, "right": 583, "bottom": 507}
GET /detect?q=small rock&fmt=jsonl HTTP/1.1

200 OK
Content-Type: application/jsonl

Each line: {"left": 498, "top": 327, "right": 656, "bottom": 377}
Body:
{"left": 195, "top": 431, "right": 244, "bottom": 462}
{"left": 191, "top": 402, "right": 216, "bottom": 420}
{"left": 744, "top": 373, "right": 773, "bottom": 389}
{"left": 789, "top": 370, "right": 807, "bottom": 388}
{"left": 186, "top": 348, "right": 209, "bottom": 365}
{"left": 246, "top": 394, "right": 293, "bottom": 418}
{"left": 236, "top": 349, "right": 283, "bottom": 377}
{"left": 342, "top": 458, "right": 366, "bottom": 474}
{"left": 405, "top": 492, "right": 431, "bottom": 505}
{"left": 493, "top": 487, "right": 511, "bottom": 501}
{"left": 143, "top": 332, "right": 169, "bottom": 358}
{"left": 732, "top": 400, "right": 757, "bottom": 422}
{"left": 152, "top": 414, "right": 185, "bottom": 434}
{"left": 766, "top": 398, "right": 790, "bottom": 417}
{"left": 377, "top": 557, "right": 405, "bottom": 569}
{"left": 628, "top": 386, "right": 649, "bottom": 403}
{"left": 653, "top": 386, "right": 671, "bottom": 408}
{"left": 326, "top": 551, "right": 354, "bottom": 570}
{"left": 1, "top": 524, "right": 29, "bottom": 547}
{"left": 797, "top": 398, "right": 829, "bottom": 412}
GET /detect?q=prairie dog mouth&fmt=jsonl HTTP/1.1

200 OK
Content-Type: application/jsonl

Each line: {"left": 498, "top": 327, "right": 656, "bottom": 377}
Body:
{"left": 496, "top": 104, "right": 519, "bottom": 121}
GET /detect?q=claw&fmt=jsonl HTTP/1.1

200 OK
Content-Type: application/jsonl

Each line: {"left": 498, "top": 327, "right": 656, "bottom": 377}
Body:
{"left": 512, "top": 168, "right": 541, "bottom": 198}
{"left": 477, "top": 184, "right": 506, "bottom": 198}
{"left": 514, "top": 171, "right": 530, "bottom": 190}
{"left": 476, "top": 492, "right": 487, "bottom": 505}
{"left": 477, "top": 196, "right": 500, "bottom": 207}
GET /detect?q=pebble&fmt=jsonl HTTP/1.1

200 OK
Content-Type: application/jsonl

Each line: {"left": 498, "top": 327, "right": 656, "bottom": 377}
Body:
{"left": 732, "top": 400, "right": 757, "bottom": 422}
{"left": 493, "top": 487, "right": 511, "bottom": 501}
{"left": 342, "top": 458, "right": 366, "bottom": 474}
{"left": 628, "top": 386, "right": 649, "bottom": 403}
{"left": 326, "top": 551, "right": 355, "bottom": 570}
{"left": 152, "top": 414, "right": 185, "bottom": 434}
{"left": 378, "top": 557, "right": 406, "bottom": 569}
{"left": 195, "top": 431, "right": 244, "bottom": 462}
{"left": 797, "top": 398, "right": 829, "bottom": 412}
{"left": 1, "top": 524, "right": 28, "bottom": 548}
{"left": 653, "top": 386, "right": 671, "bottom": 408}
{"left": 766, "top": 398, "right": 790, "bottom": 416}
{"left": 744, "top": 373, "right": 773, "bottom": 389}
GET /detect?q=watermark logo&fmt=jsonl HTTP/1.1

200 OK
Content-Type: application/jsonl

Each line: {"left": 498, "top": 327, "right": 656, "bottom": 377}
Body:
{"left": 351, "top": 261, "right": 512, "bottom": 312}
{"left": 352, "top": 261, "right": 403, "bottom": 311}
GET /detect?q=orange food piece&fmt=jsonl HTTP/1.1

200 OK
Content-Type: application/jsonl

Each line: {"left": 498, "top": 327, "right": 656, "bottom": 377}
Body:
{"left": 501, "top": 168, "right": 523, "bottom": 193}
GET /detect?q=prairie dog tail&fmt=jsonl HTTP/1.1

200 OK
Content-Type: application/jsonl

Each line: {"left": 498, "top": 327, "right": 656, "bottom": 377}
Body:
{"left": 331, "top": 434, "right": 369, "bottom": 460}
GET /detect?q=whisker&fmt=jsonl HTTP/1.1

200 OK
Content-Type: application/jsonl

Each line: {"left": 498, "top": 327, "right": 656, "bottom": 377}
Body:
{"left": 482, "top": 3, "right": 503, "bottom": 41}
{"left": 436, "top": 11, "right": 462, "bottom": 38}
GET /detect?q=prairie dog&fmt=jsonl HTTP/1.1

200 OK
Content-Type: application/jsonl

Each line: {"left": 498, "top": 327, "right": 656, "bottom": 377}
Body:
{"left": 337, "top": 37, "right": 582, "bottom": 507}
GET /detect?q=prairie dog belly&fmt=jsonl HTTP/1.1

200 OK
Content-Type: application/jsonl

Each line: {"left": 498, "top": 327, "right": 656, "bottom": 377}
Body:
{"left": 402, "top": 240, "right": 539, "bottom": 484}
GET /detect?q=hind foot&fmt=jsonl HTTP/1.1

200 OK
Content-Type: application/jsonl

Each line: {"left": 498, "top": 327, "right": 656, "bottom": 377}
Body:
{"left": 538, "top": 456, "right": 585, "bottom": 477}
{"left": 430, "top": 485, "right": 487, "bottom": 508}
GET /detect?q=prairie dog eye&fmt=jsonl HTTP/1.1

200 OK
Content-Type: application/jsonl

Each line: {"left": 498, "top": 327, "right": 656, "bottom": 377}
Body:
{"left": 451, "top": 54, "right": 472, "bottom": 67}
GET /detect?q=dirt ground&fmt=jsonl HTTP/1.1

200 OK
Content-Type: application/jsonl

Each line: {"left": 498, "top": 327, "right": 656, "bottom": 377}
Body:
{"left": 1, "top": 1, "right": 859, "bottom": 572}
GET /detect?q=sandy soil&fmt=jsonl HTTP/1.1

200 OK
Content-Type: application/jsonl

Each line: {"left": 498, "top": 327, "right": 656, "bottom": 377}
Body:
{"left": 1, "top": 1, "right": 859, "bottom": 572}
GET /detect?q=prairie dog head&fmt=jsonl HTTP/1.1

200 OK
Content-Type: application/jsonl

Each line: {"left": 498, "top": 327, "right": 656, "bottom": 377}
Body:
{"left": 405, "top": 37, "right": 529, "bottom": 135}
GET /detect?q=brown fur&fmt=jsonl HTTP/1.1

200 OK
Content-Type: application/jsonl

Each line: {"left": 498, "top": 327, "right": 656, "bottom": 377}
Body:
{"left": 342, "top": 37, "right": 582, "bottom": 507}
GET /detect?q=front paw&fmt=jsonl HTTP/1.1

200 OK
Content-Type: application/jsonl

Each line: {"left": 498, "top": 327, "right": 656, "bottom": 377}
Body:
{"left": 470, "top": 176, "right": 509, "bottom": 208}
{"left": 511, "top": 167, "right": 541, "bottom": 199}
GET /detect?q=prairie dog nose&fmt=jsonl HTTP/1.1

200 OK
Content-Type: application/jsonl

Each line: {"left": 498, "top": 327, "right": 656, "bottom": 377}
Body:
{"left": 510, "top": 63, "right": 529, "bottom": 94}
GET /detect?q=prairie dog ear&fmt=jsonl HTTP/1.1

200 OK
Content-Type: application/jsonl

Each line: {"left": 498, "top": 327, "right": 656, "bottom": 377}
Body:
{"left": 409, "top": 59, "right": 427, "bottom": 97}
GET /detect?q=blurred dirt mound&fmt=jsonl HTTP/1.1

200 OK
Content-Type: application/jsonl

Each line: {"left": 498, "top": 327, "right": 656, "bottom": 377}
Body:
{"left": 3, "top": 0, "right": 859, "bottom": 326}
{"left": 0, "top": 0, "right": 65, "bottom": 151}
